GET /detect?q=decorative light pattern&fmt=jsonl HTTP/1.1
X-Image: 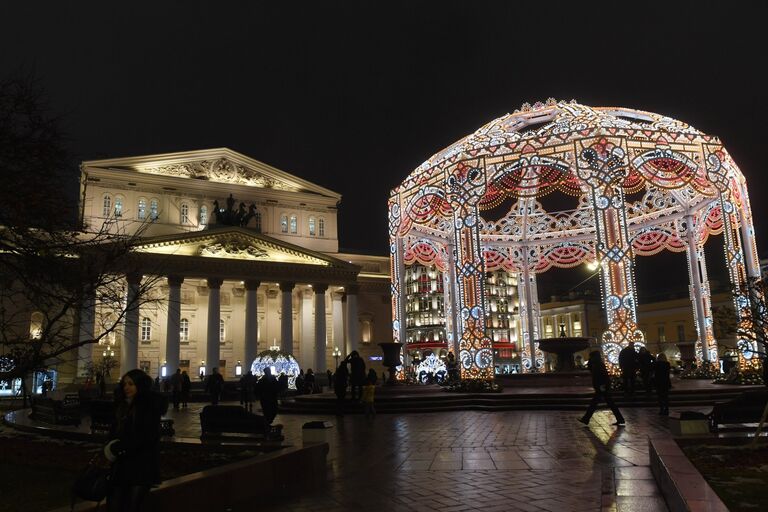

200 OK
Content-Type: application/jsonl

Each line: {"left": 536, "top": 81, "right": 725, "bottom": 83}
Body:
{"left": 415, "top": 353, "right": 447, "bottom": 383}
{"left": 390, "top": 101, "right": 763, "bottom": 379}
{"left": 250, "top": 350, "right": 301, "bottom": 389}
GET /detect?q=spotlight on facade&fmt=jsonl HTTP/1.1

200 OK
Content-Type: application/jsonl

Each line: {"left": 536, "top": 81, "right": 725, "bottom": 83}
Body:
{"left": 160, "top": 361, "right": 168, "bottom": 378}
{"left": 199, "top": 361, "right": 206, "bottom": 377}
{"left": 235, "top": 360, "right": 242, "bottom": 376}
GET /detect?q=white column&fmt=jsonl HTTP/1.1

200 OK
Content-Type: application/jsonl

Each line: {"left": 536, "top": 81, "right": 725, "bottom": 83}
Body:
{"left": 77, "top": 292, "right": 96, "bottom": 377}
{"left": 332, "top": 290, "right": 344, "bottom": 359}
{"left": 313, "top": 284, "right": 328, "bottom": 373}
{"left": 120, "top": 273, "right": 142, "bottom": 375}
{"left": 165, "top": 276, "right": 184, "bottom": 374}
{"left": 444, "top": 242, "right": 460, "bottom": 356}
{"left": 300, "top": 287, "right": 314, "bottom": 369}
{"left": 518, "top": 256, "right": 541, "bottom": 373}
{"left": 685, "top": 216, "right": 713, "bottom": 363}
{"left": 244, "top": 280, "right": 260, "bottom": 369}
{"left": 206, "top": 278, "right": 223, "bottom": 375}
{"left": 280, "top": 282, "right": 295, "bottom": 353}
{"left": 345, "top": 284, "right": 360, "bottom": 353}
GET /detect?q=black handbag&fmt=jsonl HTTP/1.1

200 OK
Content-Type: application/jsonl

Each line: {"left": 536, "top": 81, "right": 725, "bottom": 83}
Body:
{"left": 71, "top": 454, "right": 110, "bottom": 510}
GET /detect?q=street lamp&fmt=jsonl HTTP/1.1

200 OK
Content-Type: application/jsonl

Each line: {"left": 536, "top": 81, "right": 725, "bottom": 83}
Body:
{"left": 235, "top": 360, "right": 242, "bottom": 376}
{"left": 332, "top": 346, "right": 341, "bottom": 368}
{"left": 199, "top": 360, "right": 206, "bottom": 379}
{"left": 160, "top": 360, "right": 168, "bottom": 378}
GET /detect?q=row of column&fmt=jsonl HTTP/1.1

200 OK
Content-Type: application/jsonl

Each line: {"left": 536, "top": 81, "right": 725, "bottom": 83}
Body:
{"left": 78, "top": 276, "right": 360, "bottom": 378}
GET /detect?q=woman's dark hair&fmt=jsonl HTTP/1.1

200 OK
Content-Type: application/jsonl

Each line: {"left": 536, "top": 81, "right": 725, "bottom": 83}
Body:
{"left": 588, "top": 350, "right": 603, "bottom": 364}
{"left": 115, "top": 368, "right": 153, "bottom": 402}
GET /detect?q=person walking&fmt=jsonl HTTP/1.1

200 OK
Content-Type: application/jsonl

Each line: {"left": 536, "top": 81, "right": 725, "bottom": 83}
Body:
{"left": 654, "top": 353, "right": 672, "bottom": 415}
{"left": 349, "top": 351, "right": 366, "bottom": 401}
{"left": 326, "top": 369, "right": 333, "bottom": 389}
{"left": 638, "top": 347, "right": 655, "bottom": 395}
{"left": 618, "top": 341, "right": 639, "bottom": 397}
{"left": 334, "top": 362, "right": 349, "bottom": 416}
{"left": 205, "top": 367, "right": 224, "bottom": 405}
{"left": 180, "top": 371, "right": 191, "bottom": 408}
{"left": 239, "top": 371, "right": 255, "bottom": 412}
{"left": 305, "top": 368, "right": 316, "bottom": 394}
{"left": 169, "top": 368, "right": 182, "bottom": 410}
{"left": 579, "top": 351, "right": 625, "bottom": 426}
{"left": 105, "top": 369, "right": 164, "bottom": 511}
{"left": 256, "top": 368, "right": 279, "bottom": 426}
{"left": 362, "top": 376, "right": 376, "bottom": 420}
{"left": 367, "top": 368, "right": 378, "bottom": 386}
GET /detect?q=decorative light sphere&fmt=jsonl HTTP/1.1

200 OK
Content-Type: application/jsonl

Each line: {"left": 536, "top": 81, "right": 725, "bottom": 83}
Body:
{"left": 250, "top": 350, "right": 300, "bottom": 390}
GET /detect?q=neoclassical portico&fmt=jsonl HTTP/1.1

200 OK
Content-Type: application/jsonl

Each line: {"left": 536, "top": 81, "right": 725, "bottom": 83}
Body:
{"left": 80, "top": 227, "right": 361, "bottom": 378}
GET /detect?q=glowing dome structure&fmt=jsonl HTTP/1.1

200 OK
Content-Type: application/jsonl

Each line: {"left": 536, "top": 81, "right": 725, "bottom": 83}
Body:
{"left": 250, "top": 350, "right": 301, "bottom": 389}
{"left": 389, "top": 99, "right": 762, "bottom": 380}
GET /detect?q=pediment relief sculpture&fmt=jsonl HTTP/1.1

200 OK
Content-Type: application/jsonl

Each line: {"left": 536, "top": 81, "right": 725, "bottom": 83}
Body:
{"left": 199, "top": 240, "right": 269, "bottom": 260}
{"left": 138, "top": 158, "right": 297, "bottom": 191}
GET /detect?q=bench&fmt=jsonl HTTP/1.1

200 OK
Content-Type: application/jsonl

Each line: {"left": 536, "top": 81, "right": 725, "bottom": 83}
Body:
{"left": 89, "top": 399, "right": 175, "bottom": 437}
{"left": 30, "top": 395, "right": 81, "bottom": 426}
{"left": 708, "top": 389, "right": 768, "bottom": 432}
{"left": 199, "top": 405, "right": 283, "bottom": 440}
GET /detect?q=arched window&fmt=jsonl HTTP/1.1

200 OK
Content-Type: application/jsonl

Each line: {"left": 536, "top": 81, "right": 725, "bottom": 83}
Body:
{"left": 318, "top": 218, "right": 325, "bottom": 237}
{"left": 253, "top": 210, "right": 262, "bottom": 233}
{"left": 361, "top": 319, "right": 372, "bottom": 343}
{"left": 137, "top": 198, "right": 147, "bottom": 220}
{"left": 309, "top": 216, "right": 316, "bottom": 236}
{"left": 150, "top": 199, "right": 159, "bottom": 221}
{"left": 179, "top": 318, "right": 189, "bottom": 342}
{"left": 280, "top": 214, "right": 288, "bottom": 233}
{"left": 114, "top": 196, "right": 123, "bottom": 217}
{"left": 289, "top": 215, "right": 297, "bottom": 234}
{"left": 140, "top": 318, "right": 152, "bottom": 342}
{"left": 219, "top": 319, "right": 226, "bottom": 343}
{"left": 102, "top": 195, "right": 112, "bottom": 217}
{"left": 180, "top": 203, "right": 189, "bottom": 224}
{"left": 29, "top": 311, "right": 44, "bottom": 340}
{"left": 200, "top": 205, "right": 208, "bottom": 226}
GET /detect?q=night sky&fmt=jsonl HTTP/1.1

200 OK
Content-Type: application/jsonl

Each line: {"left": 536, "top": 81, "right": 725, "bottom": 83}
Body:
{"left": 1, "top": 1, "right": 765, "bottom": 293}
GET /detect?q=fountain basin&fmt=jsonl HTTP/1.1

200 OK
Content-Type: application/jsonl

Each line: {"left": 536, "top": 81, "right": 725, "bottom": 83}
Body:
{"left": 536, "top": 337, "right": 593, "bottom": 372}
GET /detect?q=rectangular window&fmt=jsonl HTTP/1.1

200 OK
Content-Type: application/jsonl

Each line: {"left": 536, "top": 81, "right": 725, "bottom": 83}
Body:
{"left": 140, "top": 318, "right": 151, "bottom": 342}
{"left": 139, "top": 360, "right": 151, "bottom": 373}
{"left": 219, "top": 319, "right": 226, "bottom": 343}
{"left": 677, "top": 324, "right": 685, "bottom": 342}
{"left": 281, "top": 215, "right": 288, "bottom": 233}
{"left": 658, "top": 326, "right": 666, "bottom": 342}
{"left": 180, "top": 319, "right": 189, "bottom": 342}
{"left": 309, "top": 217, "right": 316, "bottom": 236}
{"left": 102, "top": 196, "right": 111, "bottom": 217}
{"left": 290, "top": 215, "right": 297, "bottom": 234}
{"left": 319, "top": 218, "right": 325, "bottom": 237}
{"left": 180, "top": 203, "right": 189, "bottom": 224}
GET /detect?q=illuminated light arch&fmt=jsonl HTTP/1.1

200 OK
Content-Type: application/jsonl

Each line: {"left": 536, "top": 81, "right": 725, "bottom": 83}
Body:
{"left": 390, "top": 100, "right": 763, "bottom": 378}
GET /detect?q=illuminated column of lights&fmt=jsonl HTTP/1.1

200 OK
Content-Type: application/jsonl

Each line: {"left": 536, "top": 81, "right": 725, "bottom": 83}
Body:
{"left": 388, "top": 196, "right": 406, "bottom": 345}
{"left": 444, "top": 241, "right": 460, "bottom": 356}
{"left": 737, "top": 178, "right": 766, "bottom": 371}
{"left": 684, "top": 214, "right": 715, "bottom": 364}
{"left": 445, "top": 159, "right": 494, "bottom": 380}
{"left": 577, "top": 138, "right": 644, "bottom": 367}
{"left": 518, "top": 252, "right": 543, "bottom": 373}
{"left": 706, "top": 149, "right": 757, "bottom": 370}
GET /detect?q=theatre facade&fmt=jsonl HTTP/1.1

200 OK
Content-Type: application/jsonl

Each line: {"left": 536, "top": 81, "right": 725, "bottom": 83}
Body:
{"left": 71, "top": 148, "right": 390, "bottom": 383}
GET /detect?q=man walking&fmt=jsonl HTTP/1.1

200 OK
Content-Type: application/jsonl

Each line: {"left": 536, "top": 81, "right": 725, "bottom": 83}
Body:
{"left": 205, "top": 367, "right": 225, "bottom": 405}
{"left": 618, "top": 341, "right": 639, "bottom": 397}
{"left": 170, "top": 368, "right": 182, "bottom": 410}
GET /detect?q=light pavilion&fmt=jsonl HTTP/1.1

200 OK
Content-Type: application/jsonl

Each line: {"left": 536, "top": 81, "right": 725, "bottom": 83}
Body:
{"left": 389, "top": 99, "right": 763, "bottom": 380}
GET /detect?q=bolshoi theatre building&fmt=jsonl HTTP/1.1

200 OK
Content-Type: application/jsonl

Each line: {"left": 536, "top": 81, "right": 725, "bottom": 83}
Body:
{"left": 69, "top": 148, "right": 391, "bottom": 383}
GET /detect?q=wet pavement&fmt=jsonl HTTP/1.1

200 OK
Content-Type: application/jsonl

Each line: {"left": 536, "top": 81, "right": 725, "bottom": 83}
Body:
{"left": 162, "top": 403, "right": 682, "bottom": 511}
{"left": 5, "top": 399, "right": 704, "bottom": 511}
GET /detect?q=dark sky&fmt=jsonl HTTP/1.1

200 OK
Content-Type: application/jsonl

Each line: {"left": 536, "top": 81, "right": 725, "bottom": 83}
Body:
{"left": 2, "top": 1, "right": 766, "bottom": 274}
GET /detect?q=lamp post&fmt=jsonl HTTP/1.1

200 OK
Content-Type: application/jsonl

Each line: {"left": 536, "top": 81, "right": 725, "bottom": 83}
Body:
{"left": 199, "top": 360, "right": 206, "bottom": 380}
{"left": 332, "top": 346, "right": 341, "bottom": 369}
{"left": 235, "top": 360, "right": 242, "bottom": 377}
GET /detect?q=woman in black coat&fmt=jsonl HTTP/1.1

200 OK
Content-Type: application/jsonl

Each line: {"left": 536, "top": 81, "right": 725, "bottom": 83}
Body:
{"left": 106, "top": 369, "right": 164, "bottom": 511}
{"left": 579, "top": 351, "right": 625, "bottom": 426}
{"left": 654, "top": 353, "right": 672, "bottom": 415}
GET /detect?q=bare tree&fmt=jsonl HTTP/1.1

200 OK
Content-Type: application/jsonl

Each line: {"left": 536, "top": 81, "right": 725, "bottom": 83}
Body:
{"left": 734, "top": 277, "right": 768, "bottom": 386}
{"left": 0, "top": 73, "right": 162, "bottom": 405}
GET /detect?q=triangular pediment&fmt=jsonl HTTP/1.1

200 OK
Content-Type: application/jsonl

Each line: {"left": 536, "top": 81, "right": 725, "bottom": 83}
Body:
{"left": 83, "top": 148, "right": 340, "bottom": 199}
{"left": 132, "top": 227, "right": 353, "bottom": 268}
